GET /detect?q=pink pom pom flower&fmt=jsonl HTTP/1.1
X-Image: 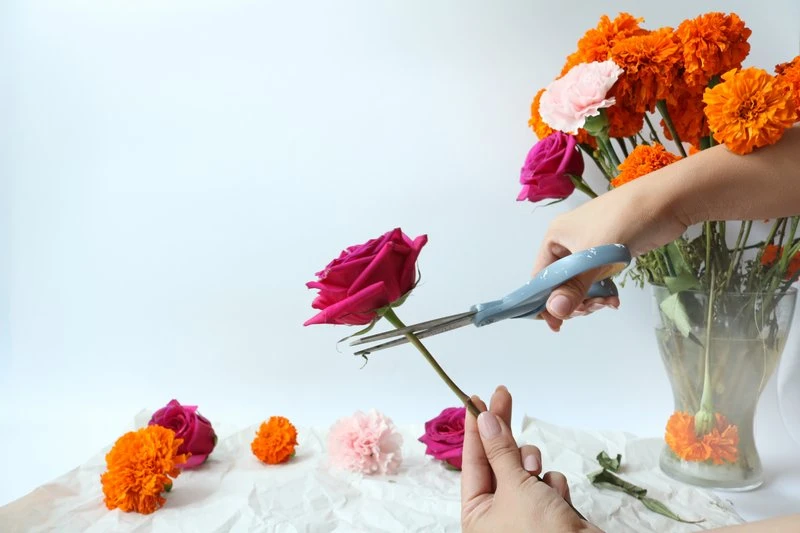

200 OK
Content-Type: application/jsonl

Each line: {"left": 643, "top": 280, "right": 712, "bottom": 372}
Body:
{"left": 327, "top": 410, "right": 403, "bottom": 475}
{"left": 539, "top": 60, "right": 624, "bottom": 134}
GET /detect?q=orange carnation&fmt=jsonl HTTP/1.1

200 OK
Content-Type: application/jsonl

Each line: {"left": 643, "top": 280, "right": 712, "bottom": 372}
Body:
{"left": 100, "top": 425, "right": 188, "bottom": 514}
{"left": 760, "top": 244, "right": 800, "bottom": 280}
{"left": 610, "top": 28, "right": 682, "bottom": 113}
{"left": 561, "top": 12, "right": 646, "bottom": 75}
{"left": 675, "top": 12, "right": 751, "bottom": 90}
{"left": 251, "top": 416, "right": 298, "bottom": 464}
{"left": 775, "top": 55, "right": 800, "bottom": 116}
{"left": 611, "top": 143, "right": 681, "bottom": 187}
{"left": 703, "top": 67, "right": 797, "bottom": 155}
{"left": 665, "top": 411, "right": 739, "bottom": 464}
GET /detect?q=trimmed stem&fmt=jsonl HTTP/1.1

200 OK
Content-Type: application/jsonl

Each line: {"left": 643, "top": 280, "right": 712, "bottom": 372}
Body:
{"left": 643, "top": 113, "right": 662, "bottom": 144}
{"left": 656, "top": 100, "right": 688, "bottom": 158}
{"left": 698, "top": 268, "right": 717, "bottom": 416}
{"left": 382, "top": 307, "right": 480, "bottom": 417}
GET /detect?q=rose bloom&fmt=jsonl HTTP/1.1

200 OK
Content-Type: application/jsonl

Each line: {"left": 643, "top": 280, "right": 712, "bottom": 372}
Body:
{"left": 517, "top": 131, "right": 584, "bottom": 203}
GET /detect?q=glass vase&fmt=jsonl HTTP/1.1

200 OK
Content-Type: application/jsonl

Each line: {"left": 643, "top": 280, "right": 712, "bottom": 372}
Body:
{"left": 652, "top": 285, "right": 797, "bottom": 491}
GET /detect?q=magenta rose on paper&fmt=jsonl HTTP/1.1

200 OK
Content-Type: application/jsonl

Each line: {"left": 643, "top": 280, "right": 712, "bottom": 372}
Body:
{"left": 148, "top": 400, "right": 217, "bottom": 468}
{"left": 419, "top": 406, "right": 467, "bottom": 470}
{"left": 517, "top": 131, "right": 584, "bottom": 203}
{"left": 304, "top": 228, "right": 428, "bottom": 326}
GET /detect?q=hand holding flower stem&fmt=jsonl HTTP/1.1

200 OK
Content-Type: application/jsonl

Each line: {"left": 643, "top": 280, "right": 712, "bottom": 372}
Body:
{"left": 382, "top": 308, "right": 481, "bottom": 417}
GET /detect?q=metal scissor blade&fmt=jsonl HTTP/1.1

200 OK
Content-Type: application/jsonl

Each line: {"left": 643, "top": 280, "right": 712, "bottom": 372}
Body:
{"left": 349, "top": 311, "right": 475, "bottom": 346}
{"left": 353, "top": 313, "right": 476, "bottom": 356}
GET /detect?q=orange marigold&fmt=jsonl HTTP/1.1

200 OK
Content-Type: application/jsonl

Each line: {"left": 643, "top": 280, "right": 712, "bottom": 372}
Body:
{"left": 760, "top": 244, "right": 800, "bottom": 280}
{"left": 606, "top": 103, "right": 644, "bottom": 138}
{"left": 704, "top": 67, "right": 797, "bottom": 155}
{"left": 661, "top": 85, "right": 711, "bottom": 148}
{"left": 611, "top": 143, "right": 681, "bottom": 187}
{"left": 775, "top": 55, "right": 800, "bottom": 117}
{"left": 100, "top": 425, "right": 188, "bottom": 514}
{"left": 675, "top": 12, "right": 752, "bottom": 90}
{"left": 610, "top": 28, "right": 682, "bottom": 113}
{"left": 251, "top": 416, "right": 298, "bottom": 464}
{"left": 665, "top": 411, "right": 739, "bottom": 464}
{"left": 561, "top": 12, "right": 646, "bottom": 75}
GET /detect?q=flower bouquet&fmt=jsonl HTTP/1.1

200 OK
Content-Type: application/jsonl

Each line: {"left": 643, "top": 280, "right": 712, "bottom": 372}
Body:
{"left": 521, "top": 12, "right": 799, "bottom": 489}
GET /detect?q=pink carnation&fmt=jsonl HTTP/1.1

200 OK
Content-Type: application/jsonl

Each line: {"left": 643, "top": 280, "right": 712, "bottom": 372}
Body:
{"left": 539, "top": 60, "right": 624, "bottom": 134}
{"left": 327, "top": 410, "right": 403, "bottom": 475}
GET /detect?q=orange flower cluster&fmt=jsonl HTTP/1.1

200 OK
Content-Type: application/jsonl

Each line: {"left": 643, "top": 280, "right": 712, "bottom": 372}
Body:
{"left": 665, "top": 411, "right": 739, "bottom": 465}
{"left": 775, "top": 55, "right": 800, "bottom": 117}
{"left": 703, "top": 67, "right": 797, "bottom": 155}
{"left": 560, "top": 12, "right": 646, "bottom": 76}
{"left": 761, "top": 244, "right": 800, "bottom": 280}
{"left": 251, "top": 416, "right": 298, "bottom": 464}
{"left": 101, "top": 425, "right": 188, "bottom": 514}
{"left": 611, "top": 144, "right": 681, "bottom": 188}
{"left": 675, "top": 12, "right": 751, "bottom": 90}
{"left": 661, "top": 87, "right": 711, "bottom": 149}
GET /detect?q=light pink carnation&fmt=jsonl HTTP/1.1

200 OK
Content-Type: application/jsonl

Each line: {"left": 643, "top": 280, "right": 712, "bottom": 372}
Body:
{"left": 539, "top": 60, "right": 624, "bottom": 134}
{"left": 327, "top": 410, "right": 403, "bottom": 475}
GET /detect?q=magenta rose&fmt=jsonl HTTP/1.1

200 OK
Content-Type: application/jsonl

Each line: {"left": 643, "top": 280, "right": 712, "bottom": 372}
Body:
{"left": 304, "top": 228, "right": 428, "bottom": 326}
{"left": 419, "top": 406, "right": 466, "bottom": 470}
{"left": 148, "top": 400, "right": 217, "bottom": 468}
{"left": 516, "top": 131, "right": 584, "bottom": 203}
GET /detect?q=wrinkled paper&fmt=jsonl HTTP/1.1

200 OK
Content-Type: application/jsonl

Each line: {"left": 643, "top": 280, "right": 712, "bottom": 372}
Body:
{"left": 0, "top": 414, "right": 744, "bottom": 532}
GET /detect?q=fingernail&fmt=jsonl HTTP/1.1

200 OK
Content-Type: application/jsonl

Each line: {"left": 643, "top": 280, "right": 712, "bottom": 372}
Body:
{"left": 549, "top": 295, "right": 572, "bottom": 317}
{"left": 477, "top": 412, "right": 501, "bottom": 438}
{"left": 587, "top": 303, "right": 605, "bottom": 313}
{"left": 523, "top": 454, "right": 540, "bottom": 472}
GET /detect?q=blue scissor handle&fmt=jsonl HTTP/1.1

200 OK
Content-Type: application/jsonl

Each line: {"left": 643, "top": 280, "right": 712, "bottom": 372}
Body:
{"left": 471, "top": 244, "right": 631, "bottom": 328}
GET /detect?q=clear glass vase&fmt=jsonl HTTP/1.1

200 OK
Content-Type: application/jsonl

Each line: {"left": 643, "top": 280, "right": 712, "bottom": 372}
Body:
{"left": 652, "top": 285, "right": 797, "bottom": 491}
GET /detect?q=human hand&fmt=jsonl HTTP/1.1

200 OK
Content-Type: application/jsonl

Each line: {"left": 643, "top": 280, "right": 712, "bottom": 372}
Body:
{"left": 461, "top": 386, "right": 602, "bottom": 533}
{"left": 533, "top": 176, "right": 688, "bottom": 331}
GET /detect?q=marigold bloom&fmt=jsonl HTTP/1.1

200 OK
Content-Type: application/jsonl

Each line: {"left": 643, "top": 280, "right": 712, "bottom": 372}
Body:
{"left": 675, "top": 12, "right": 751, "bottom": 90}
{"left": 761, "top": 244, "right": 800, "bottom": 280}
{"left": 611, "top": 143, "right": 681, "bottom": 187}
{"left": 606, "top": 104, "right": 644, "bottom": 139}
{"left": 251, "top": 416, "right": 298, "bottom": 465}
{"left": 610, "top": 28, "right": 682, "bottom": 113}
{"left": 703, "top": 67, "right": 797, "bottom": 155}
{"left": 100, "top": 425, "right": 188, "bottom": 514}
{"left": 661, "top": 85, "right": 711, "bottom": 148}
{"left": 775, "top": 55, "right": 800, "bottom": 115}
{"left": 561, "top": 13, "right": 646, "bottom": 76}
{"left": 665, "top": 411, "right": 739, "bottom": 464}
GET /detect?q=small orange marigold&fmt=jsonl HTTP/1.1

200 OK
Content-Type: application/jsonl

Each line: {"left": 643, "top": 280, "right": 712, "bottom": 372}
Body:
{"left": 251, "top": 416, "right": 298, "bottom": 465}
{"left": 611, "top": 143, "right": 681, "bottom": 188}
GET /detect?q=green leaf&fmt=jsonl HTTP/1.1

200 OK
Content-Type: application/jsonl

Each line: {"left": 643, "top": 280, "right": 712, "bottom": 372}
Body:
{"left": 335, "top": 317, "right": 381, "bottom": 346}
{"left": 596, "top": 451, "right": 622, "bottom": 472}
{"left": 664, "top": 272, "right": 699, "bottom": 294}
{"left": 638, "top": 496, "right": 705, "bottom": 524}
{"left": 587, "top": 469, "right": 647, "bottom": 498}
{"left": 659, "top": 293, "right": 694, "bottom": 340}
{"left": 665, "top": 242, "right": 692, "bottom": 276}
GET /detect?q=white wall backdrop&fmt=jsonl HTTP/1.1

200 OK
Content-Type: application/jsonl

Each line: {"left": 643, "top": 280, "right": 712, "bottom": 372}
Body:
{"left": 2, "top": 0, "right": 799, "bottom": 512}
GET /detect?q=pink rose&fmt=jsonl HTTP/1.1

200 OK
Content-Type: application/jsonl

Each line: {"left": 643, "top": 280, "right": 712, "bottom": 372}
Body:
{"left": 539, "top": 60, "right": 624, "bottom": 134}
{"left": 517, "top": 131, "right": 584, "bottom": 203}
{"left": 304, "top": 228, "right": 428, "bottom": 326}
{"left": 418, "top": 406, "right": 466, "bottom": 470}
{"left": 148, "top": 400, "right": 217, "bottom": 468}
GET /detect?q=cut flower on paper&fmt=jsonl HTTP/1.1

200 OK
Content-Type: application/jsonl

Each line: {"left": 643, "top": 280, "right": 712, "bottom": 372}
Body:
{"left": 100, "top": 425, "right": 188, "bottom": 514}
{"left": 251, "top": 416, "right": 298, "bottom": 465}
{"left": 327, "top": 409, "right": 403, "bottom": 475}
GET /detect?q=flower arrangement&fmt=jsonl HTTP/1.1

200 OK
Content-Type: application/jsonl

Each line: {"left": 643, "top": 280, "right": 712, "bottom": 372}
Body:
{"left": 521, "top": 11, "right": 799, "bottom": 488}
{"left": 251, "top": 416, "right": 299, "bottom": 465}
{"left": 327, "top": 410, "right": 403, "bottom": 475}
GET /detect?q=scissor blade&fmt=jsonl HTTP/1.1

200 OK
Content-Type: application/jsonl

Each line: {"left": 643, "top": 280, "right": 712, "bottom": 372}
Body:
{"left": 353, "top": 314, "right": 476, "bottom": 355}
{"left": 349, "top": 311, "right": 475, "bottom": 346}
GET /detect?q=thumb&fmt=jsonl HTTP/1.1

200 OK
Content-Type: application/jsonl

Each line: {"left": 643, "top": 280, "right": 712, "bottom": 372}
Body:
{"left": 546, "top": 271, "right": 597, "bottom": 319}
{"left": 476, "top": 412, "right": 528, "bottom": 488}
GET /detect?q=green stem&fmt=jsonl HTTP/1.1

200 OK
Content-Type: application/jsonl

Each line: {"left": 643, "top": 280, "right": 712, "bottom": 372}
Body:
{"left": 615, "top": 137, "right": 629, "bottom": 158}
{"left": 598, "top": 133, "right": 621, "bottom": 170}
{"left": 656, "top": 100, "right": 688, "bottom": 158}
{"left": 637, "top": 132, "right": 651, "bottom": 146}
{"left": 382, "top": 307, "right": 480, "bottom": 417}
{"left": 698, "top": 268, "right": 717, "bottom": 416}
{"left": 569, "top": 174, "right": 599, "bottom": 199}
{"left": 628, "top": 136, "right": 638, "bottom": 149}
{"left": 579, "top": 143, "right": 612, "bottom": 181}
{"left": 643, "top": 113, "right": 663, "bottom": 145}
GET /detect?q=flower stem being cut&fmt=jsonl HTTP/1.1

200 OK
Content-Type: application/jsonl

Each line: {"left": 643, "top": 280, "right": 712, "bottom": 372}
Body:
{"left": 382, "top": 307, "right": 481, "bottom": 417}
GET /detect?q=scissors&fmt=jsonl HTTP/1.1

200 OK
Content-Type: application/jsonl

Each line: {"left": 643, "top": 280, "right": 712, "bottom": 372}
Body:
{"left": 350, "top": 244, "right": 631, "bottom": 355}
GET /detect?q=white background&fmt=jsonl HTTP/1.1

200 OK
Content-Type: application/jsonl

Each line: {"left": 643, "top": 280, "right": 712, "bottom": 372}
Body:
{"left": 2, "top": 0, "right": 799, "bottom": 523}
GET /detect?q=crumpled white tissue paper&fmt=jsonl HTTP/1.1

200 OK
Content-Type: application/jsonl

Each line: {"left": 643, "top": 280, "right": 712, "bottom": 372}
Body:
{"left": 0, "top": 414, "right": 744, "bottom": 532}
